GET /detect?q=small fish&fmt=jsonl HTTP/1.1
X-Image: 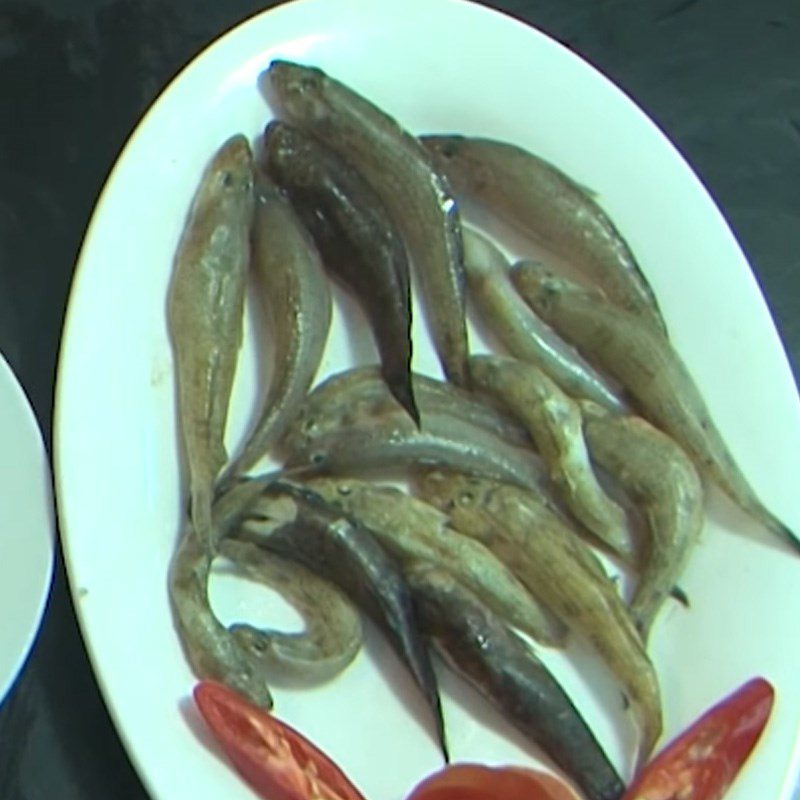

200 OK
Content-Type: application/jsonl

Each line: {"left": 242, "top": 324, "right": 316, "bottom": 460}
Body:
{"left": 415, "top": 471, "right": 662, "bottom": 769}
{"left": 168, "top": 475, "right": 272, "bottom": 708}
{"left": 218, "top": 538, "right": 362, "bottom": 683}
{"left": 267, "top": 60, "right": 469, "bottom": 384}
{"left": 305, "top": 476, "right": 566, "bottom": 646}
{"left": 409, "top": 565, "right": 625, "bottom": 800}
{"left": 281, "top": 365, "right": 531, "bottom": 456}
{"left": 461, "top": 228, "right": 626, "bottom": 412}
{"left": 582, "top": 402, "right": 705, "bottom": 642}
{"left": 284, "top": 406, "right": 547, "bottom": 495}
{"left": 167, "top": 135, "right": 255, "bottom": 548}
{"left": 262, "top": 121, "right": 418, "bottom": 425}
{"left": 422, "top": 134, "right": 667, "bottom": 336}
{"left": 469, "top": 353, "right": 633, "bottom": 561}
{"left": 239, "top": 481, "right": 449, "bottom": 761}
{"left": 513, "top": 260, "right": 800, "bottom": 556}
{"left": 223, "top": 178, "right": 331, "bottom": 480}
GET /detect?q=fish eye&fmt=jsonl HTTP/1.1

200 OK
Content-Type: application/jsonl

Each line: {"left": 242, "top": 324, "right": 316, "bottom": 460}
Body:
{"left": 221, "top": 172, "right": 234, "bottom": 188}
{"left": 310, "top": 451, "right": 326, "bottom": 465}
{"left": 458, "top": 490, "right": 474, "bottom": 505}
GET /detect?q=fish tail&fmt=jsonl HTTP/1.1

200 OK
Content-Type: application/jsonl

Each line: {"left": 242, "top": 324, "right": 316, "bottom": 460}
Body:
{"left": 386, "top": 372, "right": 421, "bottom": 429}
{"left": 437, "top": 330, "right": 470, "bottom": 388}
{"left": 732, "top": 484, "right": 800, "bottom": 556}
{"left": 633, "top": 695, "right": 662, "bottom": 774}
{"left": 670, "top": 585, "right": 690, "bottom": 606}
{"left": 763, "top": 510, "right": 800, "bottom": 556}
{"left": 711, "top": 447, "right": 800, "bottom": 556}
{"left": 433, "top": 694, "right": 450, "bottom": 764}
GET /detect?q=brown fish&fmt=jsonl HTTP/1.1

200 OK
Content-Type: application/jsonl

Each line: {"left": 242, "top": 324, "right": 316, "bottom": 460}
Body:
{"left": 415, "top": 471, "right": 662, "bottom": 768}
{"left": 222, "top": 178, "right": 331, "bottom": 480}
{"left": 168, "top": 135, "right": 254, "bottom": 548}
{"left": 423, "top": 134, "right": 666, "bottom": 336}
{"left": 513, "top": 260, "right": 800, "bottom": 556}
{"left": 582, "top": 401, "right": 704, "bottom": 641}
{"left": 262, "top": 120, "right": 418, "bottom": 424}
{"left": 267, "top": 60, "right": 469, "bottom": 384}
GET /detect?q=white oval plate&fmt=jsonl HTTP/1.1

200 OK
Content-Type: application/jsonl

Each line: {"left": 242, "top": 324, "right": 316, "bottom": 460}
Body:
{"left": 0, "top": 352, "right": 54, "bottom": 705}
{"left": 55, "top": 0, "right": 800, "bottom": 798}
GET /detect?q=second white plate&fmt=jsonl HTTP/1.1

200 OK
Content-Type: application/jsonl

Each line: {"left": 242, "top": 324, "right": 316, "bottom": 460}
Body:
{"left": 0, "top": 353, "right": 54, "bottom": 705}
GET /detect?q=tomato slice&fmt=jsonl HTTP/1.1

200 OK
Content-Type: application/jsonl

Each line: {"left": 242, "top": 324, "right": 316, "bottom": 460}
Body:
{"left": 193, "top": 681, "right": 366, "bottom": 800}
{"left": 405, "top": 763, "right": 581, "bottom": 800}
{"left": 623, "top": 677, "right": 775, "bottom": 800}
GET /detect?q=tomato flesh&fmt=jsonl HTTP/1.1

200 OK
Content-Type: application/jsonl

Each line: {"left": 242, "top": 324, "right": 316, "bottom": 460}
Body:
{"left": 405, "top": 763, "right": 581, "bottom": 800}
{"left": 194, "top": 681, "right": 365, "bottom": 800}
{"left": 623, "top": 677, "right": 775, "bottom": 800}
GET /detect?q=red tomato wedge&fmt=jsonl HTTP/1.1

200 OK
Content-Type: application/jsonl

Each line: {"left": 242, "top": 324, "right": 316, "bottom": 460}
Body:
{"left": 405, "top": 763, "right": 581, "bottom": 800}
{"left": 193, "top": 681, "right": 366, "bottom": 800}
{"left": 623, "top": 677, "right": 775, "bottom": 800}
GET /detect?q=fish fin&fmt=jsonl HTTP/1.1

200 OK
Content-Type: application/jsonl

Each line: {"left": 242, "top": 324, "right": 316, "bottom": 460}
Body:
{"left": 670, "top": 585, "right": 690, "bottom": 607}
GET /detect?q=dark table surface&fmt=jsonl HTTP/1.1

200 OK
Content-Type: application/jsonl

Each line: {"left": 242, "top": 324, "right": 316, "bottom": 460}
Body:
{"left": 0, "top": 0, "right": 797, "bottom": 797}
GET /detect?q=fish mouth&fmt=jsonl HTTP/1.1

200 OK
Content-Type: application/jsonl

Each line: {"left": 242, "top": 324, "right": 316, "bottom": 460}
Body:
{"left": 266, "top": 59, "right": 331, "bottom": 123}
{"left": 212, "top": 134, "right": 252, "bottom": 172}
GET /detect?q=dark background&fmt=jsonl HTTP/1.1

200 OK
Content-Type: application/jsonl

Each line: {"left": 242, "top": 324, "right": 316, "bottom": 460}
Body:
{"left": 0, "top": 0, "right": 797, "bottom": 797}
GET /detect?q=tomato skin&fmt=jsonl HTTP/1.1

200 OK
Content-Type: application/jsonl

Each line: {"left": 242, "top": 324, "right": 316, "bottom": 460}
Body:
{"left": 623, "top": 677, "right": 775, "bottom": 800}
{"left": 193, "top": 681, "right": 366, "bottom": 800}
{"left": 405, "top": 763, "right": 581, "bottom": 800}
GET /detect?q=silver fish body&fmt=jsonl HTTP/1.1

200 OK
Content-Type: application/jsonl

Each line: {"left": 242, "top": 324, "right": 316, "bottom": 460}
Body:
{"left": 168, "top": 474, "right": 272, "bottom": 708}
{"left": 281, "top": 365, "right": 531, "bottom": 456}
{"left": 582, "top": 402, "right": 704, "bottom": 641}
{"left": 284, "top": 406, "right": 547, "bottom": 494}
{"left": 469, "top": 354, "right": 633, "bottom": 561}
{"left": 224, "top": 179, "right": 331, "bottom": 479}
{"left": 462, "top": 228, "right": 625, "bottom": 412}
{"left": 168, "top": 135, "right": 255, "bottom": 546}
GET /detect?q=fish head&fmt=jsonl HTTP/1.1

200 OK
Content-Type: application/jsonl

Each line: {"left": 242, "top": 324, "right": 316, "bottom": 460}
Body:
{"left": 192, "top": 134, "right": 254, "bottom": 216}
{"left": 286, "top": 390, "right": 404, "bottom": 456}
{"left": 229, "top": 624, "right": 270, "bottom": 659}
{"left": 413, "top": 470, "right": 493, "bottom": 517}
{"left": 262, "top": 119, "right": 323, "bottom": 192}
{"left": 267, "top": 60, "right": 333, "bottom": 125}
{"left": 511, "top": 258, "right": 598, "bottom": 318}
{"left": 246, "top": 487, "right": 302, "bottom": 534}
{"left": 419, "top": 135, "right": 467, "bottom": 164}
